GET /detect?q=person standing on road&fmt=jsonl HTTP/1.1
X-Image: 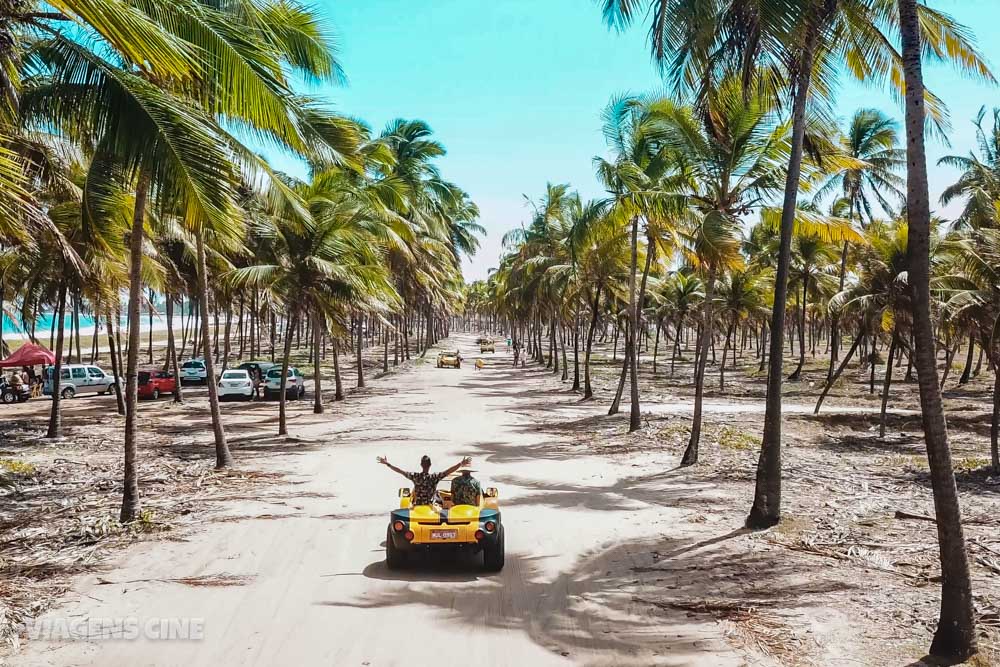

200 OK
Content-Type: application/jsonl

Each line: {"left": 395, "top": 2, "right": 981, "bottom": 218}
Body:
{"left": 377, "top": 454, "right": 472, "bottom": 507}
{"left": 252, "top": 368, "right": 262, "bottom": 400}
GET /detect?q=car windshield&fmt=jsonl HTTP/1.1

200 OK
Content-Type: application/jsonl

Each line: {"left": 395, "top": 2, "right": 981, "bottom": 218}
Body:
{"left": 222, "top": 371, "right": 248, "bottom": 379}
{"left": 181, "top": 361, "right": 203, "bottom": 369}
{"left": 138, "top": 372, "right": 151, "bottom": 383}
{"left": 266, "top": 368, "right": 292, "bottom": 378}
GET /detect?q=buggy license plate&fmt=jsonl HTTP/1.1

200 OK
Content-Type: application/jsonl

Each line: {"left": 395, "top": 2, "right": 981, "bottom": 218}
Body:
{"left": 430, "top": 530, "right": 457, "bottom": 540}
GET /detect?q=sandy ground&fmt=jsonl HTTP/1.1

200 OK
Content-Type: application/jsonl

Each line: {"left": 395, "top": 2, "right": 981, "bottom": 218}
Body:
{"left": 4, "top": 331, "right": 1000, "bottom": 666}
{"left": 3, "top": 333, "right": 751, "bottom": 667}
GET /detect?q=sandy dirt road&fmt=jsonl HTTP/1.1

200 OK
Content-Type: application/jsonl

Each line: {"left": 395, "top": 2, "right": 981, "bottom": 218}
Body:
{"left": 12, "top": 333, "right": 756, "bottom": 667}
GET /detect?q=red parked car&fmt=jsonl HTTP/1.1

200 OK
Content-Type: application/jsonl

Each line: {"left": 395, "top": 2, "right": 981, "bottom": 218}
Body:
{"left": 138, "top": 370, "right": 177, "bottom": 400}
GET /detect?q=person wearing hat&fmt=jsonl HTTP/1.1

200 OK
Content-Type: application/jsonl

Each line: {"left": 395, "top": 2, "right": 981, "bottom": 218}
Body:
{"left": 450, "top": 466, "right": 483, "bottom": 507}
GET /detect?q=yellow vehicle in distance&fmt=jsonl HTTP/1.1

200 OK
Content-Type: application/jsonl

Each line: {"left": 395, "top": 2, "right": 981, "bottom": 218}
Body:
{"left": 387, "top": 480, "right": 504, "bottom": 571}
{"left": 478, "top": 337, "right": 495, "bottom": 353}
{"left": 436, "top": 350, "right": 462, "bottom": 368}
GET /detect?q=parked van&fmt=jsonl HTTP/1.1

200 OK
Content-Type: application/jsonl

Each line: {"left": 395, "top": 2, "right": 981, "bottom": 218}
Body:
{"left": 44, "top": 364, "right": 120, "bottom": 399}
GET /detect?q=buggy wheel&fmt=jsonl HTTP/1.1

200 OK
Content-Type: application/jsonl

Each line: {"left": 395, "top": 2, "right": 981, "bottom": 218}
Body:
{"left": 386, "top": 527, "right": 407, "bottom": 570}
{"left": 483, "top": 526, "right": 505, "bottom": 571}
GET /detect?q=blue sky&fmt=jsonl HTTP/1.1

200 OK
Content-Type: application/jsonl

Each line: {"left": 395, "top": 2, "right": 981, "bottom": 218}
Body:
{"left": 276, "top": 0, "right": 1000, "bottom": 281}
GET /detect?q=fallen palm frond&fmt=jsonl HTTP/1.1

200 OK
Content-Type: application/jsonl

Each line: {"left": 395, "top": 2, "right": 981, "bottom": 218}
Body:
{"left": 638, "top": 597, "right": 805, "bottom": 663}
{"left": 96, "top": 573, "right": 255, "bottom": 587}
{"left": 766, "top": 535, "right": 927, "bottom": 582}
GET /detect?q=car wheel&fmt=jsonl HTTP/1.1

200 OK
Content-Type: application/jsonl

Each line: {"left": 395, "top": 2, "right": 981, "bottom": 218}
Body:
{"left": 385, "top": 527, "right": 407, "bottom": 570}
{"left": 61, "top": 387, "right": 75, "bottom": 400}
{"left": 483, "top": 526, "right": 505, "bottom": 572}
{"left": 2, "top": 390, "right": 15, "bottom": 404}
{"left": 152, "top": 388, "right": 160, "bottom": 400}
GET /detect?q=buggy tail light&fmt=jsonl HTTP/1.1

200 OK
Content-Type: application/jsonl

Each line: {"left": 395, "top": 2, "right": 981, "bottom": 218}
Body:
{"left": 393, "top": 521, "right": 405, "bottom": 532}
{"left": 404, "top": 530, "right": 414, "bottom": 541}
{"left": 475, "top": 530, "right": 485, "bottom": 540}
{"left": 484, "top": 521, "right": 496, "bottom": 533}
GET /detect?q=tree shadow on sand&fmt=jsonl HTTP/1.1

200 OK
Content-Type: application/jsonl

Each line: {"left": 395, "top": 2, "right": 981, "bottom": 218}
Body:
{"left": 316, "top": 529, "right": 858, "bottom": 665}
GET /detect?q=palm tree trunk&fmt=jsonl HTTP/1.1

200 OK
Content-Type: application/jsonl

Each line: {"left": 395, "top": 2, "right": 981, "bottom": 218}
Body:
{"left": 789, "top": 276, "right": 808, "bottom": 380}
{"left": 748, "top": 20, "right": 820, "bottom": 529}
{"left": 828, "top": 201, "right": 854, "bottom": 381}
{"left": 682, "top": 266, "right": 716, "bottom": 466}
{"left": 879, "top": 330, "right": 898, "bottom": 439}
{"left": 120, "top": 170, "right": 149, "bottom": 522}
{"left": 624, "top": 216, "right": 639, "bottom": 425}
{"left": 46, "top": 281, "right": 68, "bottom": 439}
{"left": 382, "top": 319, "right": 389, "bottom": 374}
{"left": 572, "top": 307, "right": 581, "bottom": 391}
{"left": 560, "top": 322, "right": 569, "bottom": 381}
{"left": 278, "top": 310, "right": 298, "bottom": 435}
{"left": 196, "top": 233, "right": 233, "bottom": 469}
{"left": 899, "top": 1, "right": 977, "bottom": 659}
{"left": 815, "top": 329, "right": 865, "bottom": 414}
{"left": 719, "top": 318, "right": 735, "bottom": 391}
{"left": 939, "top": 340, "right": 959, "bottom": 390}
{"left": 105, "top": 308, "right": 126, "bottom": 415}
{"left": 671, "top": 315, "right": 683, "bottom": 378}
{"left": 313, "top": 314, "right": 324, "bottom": 414}
{"left": 356, "top": 316, "right": 365, "bottom": 388}
{"left": 629, "top": 231, "right": 655, "bottom": 432}
{"left": 166, "top": 295, "right": 183, "bottom": 404}
{"left": 609, "top": 326, "right": 630, "bottom": 416}
{"left": 583, "top": 288, "right": 600, "bottom": 400}
{"left": 221, "top": 300, "right": 232, "bottom": 372}
{"left": 333, "top": 339, "right": 344, "bottom": 400}
{"left": 652, "top": 317, "right": 661, "bottom": 375}
{"left": 958, "top": 333, "right": 974, "bottom": 384}
{"left": 73, "top": 294, "right": 82, "bottom": 364}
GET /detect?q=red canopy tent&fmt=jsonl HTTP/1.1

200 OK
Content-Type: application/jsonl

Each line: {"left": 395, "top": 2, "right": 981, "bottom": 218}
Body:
{"left": 0, "top": 343, "right": 56, "bottom": 368}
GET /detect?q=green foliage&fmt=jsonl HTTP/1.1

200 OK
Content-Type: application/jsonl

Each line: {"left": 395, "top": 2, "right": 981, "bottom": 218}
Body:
{"left": 715, "top": 426, "right": 759, "bottom": 452}
{"left": 0, "top": 459, "right": 36, "bottom": 476}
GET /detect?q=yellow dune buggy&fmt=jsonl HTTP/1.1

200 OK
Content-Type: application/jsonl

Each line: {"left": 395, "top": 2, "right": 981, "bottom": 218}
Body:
{"left": 386, "top": 480, "right": 504, "bottom": 571}
{"left": 479, "top": 338, "right": 496, "bottom": 353}
{"left": 436, "top": 351, "right": 462, "bottom": 368}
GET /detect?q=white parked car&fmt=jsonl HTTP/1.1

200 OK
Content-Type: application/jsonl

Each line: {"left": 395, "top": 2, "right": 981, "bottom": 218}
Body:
{"left": 180, "top": 359, "right": 208, "bottom": 384}
{"left": 44, "top": 364, "right": 120, "bottom": 399}
{"left": 263, "top": 366, "right": 305, "bottom": 400}
{"left": 217, "top": 369, "right": 253, "bottom": 400}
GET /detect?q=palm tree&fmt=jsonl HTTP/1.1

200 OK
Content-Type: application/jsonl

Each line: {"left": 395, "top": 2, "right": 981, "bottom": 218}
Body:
{"left": 786, "top": 232, "right": 838, "bottom": 381}
{"left": 654, "top": 271, "right": 703, "bottom": 379}
{"left": 595, "top": 94, "right": 686, "bottom": 431}
{"left": 898, "top": 0, "right": 977, "bottom": 659}
{"left": 815, "top": 109, "right": 905, "bottom": 380}
{"left": 939, "top": 107, "right": 1000, "bottom": 231}
{"left": 716, "top": 267, "right": 770, "bottom": 390}
{"left": 679, "top": 211, "right": 741, "bottom": 466}
{"left": 236, "top": 163, "right": 408, "bottom": 434}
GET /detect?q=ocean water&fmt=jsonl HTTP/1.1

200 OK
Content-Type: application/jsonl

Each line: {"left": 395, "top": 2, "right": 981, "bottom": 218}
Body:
{"left": 2, "top": 312, "right": 171, "bottom": 336}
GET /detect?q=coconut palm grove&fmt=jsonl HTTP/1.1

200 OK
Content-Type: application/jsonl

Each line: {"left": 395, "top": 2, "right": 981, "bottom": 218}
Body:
{"left": 2, "top": 1, "right": 1000, "bottom": 665}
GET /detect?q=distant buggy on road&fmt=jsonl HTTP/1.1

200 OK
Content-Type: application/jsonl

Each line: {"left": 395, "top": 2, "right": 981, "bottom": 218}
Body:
{"left": 437, "top": 351, "right": 462, "bottom": 368}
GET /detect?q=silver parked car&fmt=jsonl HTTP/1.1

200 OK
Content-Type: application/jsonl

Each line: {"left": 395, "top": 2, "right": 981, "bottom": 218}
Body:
{"left": 44, "top": 364, "right": 120, "bottom": 399}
